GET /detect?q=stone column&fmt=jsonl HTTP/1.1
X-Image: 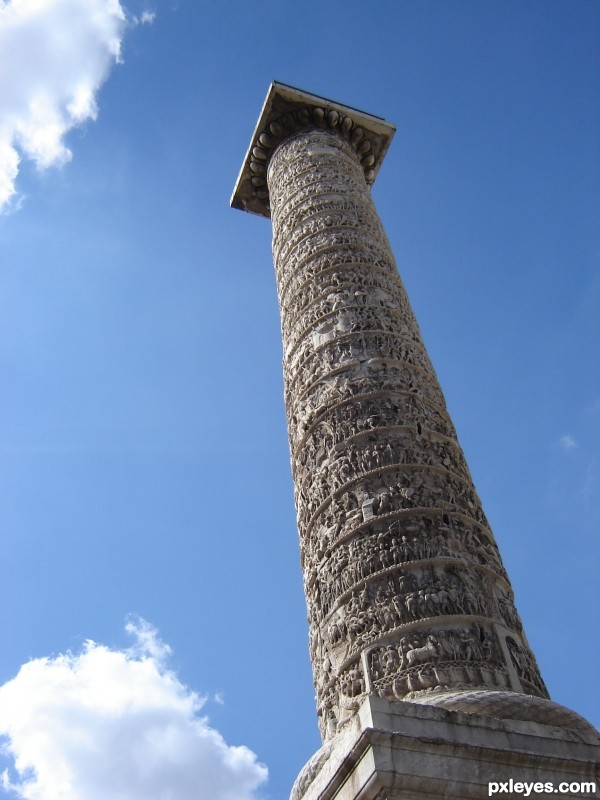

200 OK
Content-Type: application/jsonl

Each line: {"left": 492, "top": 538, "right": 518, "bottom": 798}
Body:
{"left": 232, "top": 83, "right": 599, "bottom": 799}
{"left": 268, "top": 123, "right": 551, "bottom": 736}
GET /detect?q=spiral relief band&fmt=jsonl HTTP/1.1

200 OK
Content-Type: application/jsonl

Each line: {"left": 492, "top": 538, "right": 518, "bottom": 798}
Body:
{"left": 232, "top": 83, "right": 600, "bottom": 800}
{"left": 226, "top": 86, "right": 600, "bottom": 758}
{"left": 265, "top": 127, "right": 547, "bottom": 740}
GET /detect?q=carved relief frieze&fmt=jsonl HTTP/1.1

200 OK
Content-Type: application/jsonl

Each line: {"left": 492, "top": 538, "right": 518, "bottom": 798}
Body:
{"left": 268, "top": 147, "right": 372, "bottom": 208}
{"left": 289, "top": 393, "right": 457, "bottom": 455}
{"left": 302, "top": 516, "right": 509, "bottom": 604}
{"left": 505, "top": 636, "right": 549, "bottom": 698}
{"left": 292, "top": 428, "right": 472, "bottom": 494}
{"left": 295, "top": 464, "right": 490, "bottom": 537}
{"left": 281, "top": 310, "right": 429, "bottom": 377}
{"left": 366, "top": 623, "right": 510, "bottom": 701}
{"left": 288, "top": 365, "right": 448, "bottom": 440}
{"left": 265, "top": 126, "right": 542, "bottom": 741}
{"left": 284, "top": 329, "right": 427, "bottom": 397}
{"left": 272, "top": 206, "right": 390, "bottom": 278}
{"left": 281, "top": 264, "right": 416, "bottom": 325}
{"left": 281, "top": 290, "right": 418, "bottom": 357}
{"left": 253, "top": 114, "right": 381, "bottom": 205}
{"left": 277, "top": 241, "right": 399, "bottom": 311}
{"left": 316, "top": 564, "right": 505, "bottom": 645}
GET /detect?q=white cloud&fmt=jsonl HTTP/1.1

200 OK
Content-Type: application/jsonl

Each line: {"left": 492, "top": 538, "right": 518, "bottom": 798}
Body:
{"left": 130, "top": 9, "right": 156, "bottom": 26}
{"left": 0, "top": 618, "right": 268, "bottom": 800}
{"left": 0, "top": 0, "right": 130, "bottom": 212}
{"left": 559, "top": 434, "right": 577, "bottom": 452}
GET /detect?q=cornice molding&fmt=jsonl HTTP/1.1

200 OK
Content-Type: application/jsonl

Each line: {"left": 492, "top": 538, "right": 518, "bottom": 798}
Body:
{"left": 231, "top": 82, "right": 396, "bottom": 218}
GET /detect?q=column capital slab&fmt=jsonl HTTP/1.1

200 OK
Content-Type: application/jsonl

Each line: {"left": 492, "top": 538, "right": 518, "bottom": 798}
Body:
{"left": 230, "top": 81, "right": 396, "bottom": 218}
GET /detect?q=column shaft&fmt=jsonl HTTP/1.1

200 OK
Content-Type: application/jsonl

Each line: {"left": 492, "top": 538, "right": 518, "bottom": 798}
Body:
{"left": 268, "top": 129, "right": 546, "bottom": 740}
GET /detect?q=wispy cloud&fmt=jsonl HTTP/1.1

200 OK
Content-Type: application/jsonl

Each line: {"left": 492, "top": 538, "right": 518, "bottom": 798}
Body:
{"left": 130, "top": 8, "right": 156, "bottom": 26}
{"left": 558, "top": 434, "right": 577, "bottom": 452}
{"left": 140, "top": 10, "right": 155, "bottom": 24}
{"left": 0, "top": 618, "right": 268, "bottom": 800}
{"left": 0, "top": 0, "right": 131, "bottom": 212}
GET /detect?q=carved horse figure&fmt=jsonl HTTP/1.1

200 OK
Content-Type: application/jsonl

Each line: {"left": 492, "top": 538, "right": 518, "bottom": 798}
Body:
{"left": 405, "top": 635, "right": 440, "bottom": 667}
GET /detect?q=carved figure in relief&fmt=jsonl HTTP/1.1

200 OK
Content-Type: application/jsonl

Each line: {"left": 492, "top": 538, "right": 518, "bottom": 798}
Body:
{"left": 339, "top": 663, "right": 364, "bottom": 698}
{"left": 405, "top": 636, "right": 440, "bottom": 667}
{"left": 505, "top": 637, "right": 548, "bottom": 697}
{"left": 250, "top": 124, "right": 549, "bottom": 736}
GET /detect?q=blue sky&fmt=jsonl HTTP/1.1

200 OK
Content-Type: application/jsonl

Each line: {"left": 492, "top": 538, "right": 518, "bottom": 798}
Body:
{"left": 0, "top": 1, "right": 598, "bottom": 798}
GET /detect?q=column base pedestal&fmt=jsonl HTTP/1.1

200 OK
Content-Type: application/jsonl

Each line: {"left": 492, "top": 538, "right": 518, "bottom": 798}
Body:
{"left": 291, "top": 696, "right": 600, "bottom": 800}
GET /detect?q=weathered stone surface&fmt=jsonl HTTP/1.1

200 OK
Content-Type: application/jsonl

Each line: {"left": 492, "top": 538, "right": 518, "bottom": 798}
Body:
{"left": 232, "top": 82, "right": 599, "bottom": 799}
{"left": 231, "top": 82, "right": 394, "bottom": 218}
{"left": 267, "top": 124, "right": 548, "bottom": 741}
{"left": 290, "top": 696, "right": 599, "bottom": 800}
